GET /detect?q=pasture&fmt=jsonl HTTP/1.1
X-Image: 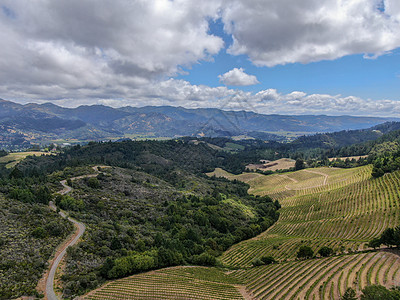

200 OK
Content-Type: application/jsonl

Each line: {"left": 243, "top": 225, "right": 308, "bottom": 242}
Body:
{"left": 0, "top": 151, "right": 52, "bottom": 168}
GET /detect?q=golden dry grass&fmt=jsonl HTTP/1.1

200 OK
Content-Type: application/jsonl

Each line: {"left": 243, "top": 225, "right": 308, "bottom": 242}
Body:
{"left": 246, "top": 158, "right": 295, "bottom": 171}
{"left": 0, "top": 151, "right": 53, "bottom": 168}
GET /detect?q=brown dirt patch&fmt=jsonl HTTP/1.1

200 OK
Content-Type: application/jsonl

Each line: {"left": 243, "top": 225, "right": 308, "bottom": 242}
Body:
{"left": 246, "top": 158, "right": 295, "bottom": 172}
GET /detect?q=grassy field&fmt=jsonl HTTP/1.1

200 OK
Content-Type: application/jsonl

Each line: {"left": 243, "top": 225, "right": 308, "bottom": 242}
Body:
{"left": 82, "top": 165, "right": 400, "bottom": 299}
{"left": 0, "top": 151, "right": 52, "bottom": 168}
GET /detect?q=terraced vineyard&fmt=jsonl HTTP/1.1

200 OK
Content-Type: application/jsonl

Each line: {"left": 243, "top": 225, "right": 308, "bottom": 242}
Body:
{"left": 232, "top": 250, "right": 400, "bottom": 300}
{"left": 217, "top": 165, "right": 400, "bottom": 299}
{"left": 84, "top": 267, "right": 245, "bottom": 300}
{"left": 221, "top": 165, "right": 400, "bottom": 266}
{"left": 84, "top": 165, "right": 400, "bottom": 299}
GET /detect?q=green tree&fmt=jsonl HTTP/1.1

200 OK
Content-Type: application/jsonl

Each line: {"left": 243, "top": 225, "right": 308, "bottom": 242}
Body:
{"left": 371, "top": 166, "right": 384, "bottom": 178}
{"left": 58, "top": 195, "right": 84, "bottom": 211}
{"left": 393, "top": 226, "right": 400, "bottom": 248}
{"left": 45, "top": 221, "right": 65, "bottom": 237}
{"left": 318, "top": 246, "right": 334, "bottom": 257}
{"left": 108, "top": 254, "right": 156, "bottom": 279}
{"left": 260, "top": 256, "right": 276, "bottom": 265}
{"left": 251, "top": 258, "right": 264, "bottom": 267}
{"left": 361, "top": 285, "right": 393, "bottom": 300}
{"left": 9, "top": 167, "right": 23, "bottom": 179}
{"left": 192, "top": 253, "right": 217, "bottom": 266}
{"left": 295, "top": 159, "right": 305, "bottom": 170}
{"left": 157, "top": 247, "right": 183, "bottom": 267}
{"left": 67, "top": 178, "right": 73, "bottom": 186}
{"left": 32, "top": 227, "right": 46, "bottom": 238}
{"left": 368, "top": 238, "right": 382, "bottom": 249}
{"left": 381, "top": 228, "right": 395, "bottom": 247}
{"left": 297, "top": 245, "right": 314, "bottom": 259}
{"left": 35, "top": 186, "right": 52, "bottom": 204}
{"left": 87, "top": 177, "right": 100, "bottom": 189}
{"left": 342, "top": 287, "right": 357, "bottom": 300}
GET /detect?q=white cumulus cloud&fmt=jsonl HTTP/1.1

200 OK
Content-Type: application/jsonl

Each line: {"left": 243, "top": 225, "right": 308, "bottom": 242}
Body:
{"left": 218, "top": 68, "right": 260, "bottom": 86}
{"left": 221, "top": 0, "right": 400, "bottom": 66}
{"left": 0, "top": 0, "right": 223, "bottom": 92}
{"left": 0, "top": 0, "right": 399, "bottom": 116}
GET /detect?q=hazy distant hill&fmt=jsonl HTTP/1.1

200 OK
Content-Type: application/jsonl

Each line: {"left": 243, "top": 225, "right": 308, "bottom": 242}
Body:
{"left": 0, "top": 99, "right": 397, "bottom": 149}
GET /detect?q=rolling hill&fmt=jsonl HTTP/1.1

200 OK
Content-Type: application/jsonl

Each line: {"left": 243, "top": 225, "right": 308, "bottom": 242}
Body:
{"left": 0, "top": 99, "right": 398, "bottom": 149}
{"left": 85, "top": 164, "right": 400, "bottom": 299}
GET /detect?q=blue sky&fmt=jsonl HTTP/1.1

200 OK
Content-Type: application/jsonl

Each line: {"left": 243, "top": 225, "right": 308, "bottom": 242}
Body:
{"left": 178, "top": 18, "right": 400, "bottom": 101}
{"left": 1, "top": 0, "right": 400, "bottom": 116}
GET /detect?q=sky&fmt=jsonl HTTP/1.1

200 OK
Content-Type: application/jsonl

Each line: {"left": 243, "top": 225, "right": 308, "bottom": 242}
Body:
{"left": 0, "top": 0, "right": 400, "bottom": 116}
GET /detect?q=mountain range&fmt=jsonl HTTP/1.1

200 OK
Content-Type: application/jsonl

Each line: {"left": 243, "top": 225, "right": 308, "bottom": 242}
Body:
{"left": 0, "top": 98, "right": 398, "bottom": 149}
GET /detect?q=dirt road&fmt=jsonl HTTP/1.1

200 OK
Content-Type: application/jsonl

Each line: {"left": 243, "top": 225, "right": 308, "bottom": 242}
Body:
{"left": 45, "top": 167, "right": 107, "bottom": 299}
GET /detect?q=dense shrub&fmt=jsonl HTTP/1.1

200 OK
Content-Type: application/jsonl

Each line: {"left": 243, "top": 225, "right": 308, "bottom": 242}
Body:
{"left": 297, "top": 246, "right": 314, "bottom": 259}
{"left": 261, "top": 256, "right": 276, "bottom": 264}
{"left": 318, "top": 246, "right": 334, "bottom": 257}
{"left": 0, "top": 197, "right": 73, "bottom": 299}
{"left": 361, "top": 285, "right": 398, "bottom": 300}
{"left": 369, "top": 226, "right": 400, "bottom": 248}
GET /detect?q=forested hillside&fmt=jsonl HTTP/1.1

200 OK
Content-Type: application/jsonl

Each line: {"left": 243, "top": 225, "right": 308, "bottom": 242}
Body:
{"left": 0, "top": 140, "right": 280, "bottom": 298}
{"left": 0, "top": 195, "right": 72, "bottom": 299}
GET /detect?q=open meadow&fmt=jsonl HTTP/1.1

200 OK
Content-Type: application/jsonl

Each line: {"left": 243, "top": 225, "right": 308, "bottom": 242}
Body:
{"left": 245, "top": 158, "right": 296, "bottom": 172}
{"left": 0, "top": 151, "right": 52, "bottom": 169}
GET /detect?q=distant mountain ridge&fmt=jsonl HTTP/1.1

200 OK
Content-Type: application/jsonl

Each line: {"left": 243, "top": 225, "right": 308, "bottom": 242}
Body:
{"left": 0, "top": 99, "right": 398, "bottom": 149}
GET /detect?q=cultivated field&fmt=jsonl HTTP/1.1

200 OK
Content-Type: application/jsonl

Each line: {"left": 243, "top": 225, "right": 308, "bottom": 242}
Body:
{"left": 232, "top": 250, "right": 400, "bottom": 300}
{"left": 221, "top": 165, "right": 400, "bottom": 266}
{"left": 83, "top": 165, "right": 400, "bottom": 299}
{"left": 83, "top": 267, "right": 246, "bottom": 300}
{"left": 219, "top": 165, "right": 400, "bottom": 299}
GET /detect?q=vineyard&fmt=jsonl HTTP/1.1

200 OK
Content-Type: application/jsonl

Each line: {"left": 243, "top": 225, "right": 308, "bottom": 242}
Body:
{"left": 232, "top": 250, "right": 400, "bottom": 299}
{"left": 83, "top": 165, "right": 400, "bottom": 299}
{"left": 221, "top": 165, "right": 400, "bottom": 266}
{"left": 83, "top": 267, "right": 245, "bottom": 300}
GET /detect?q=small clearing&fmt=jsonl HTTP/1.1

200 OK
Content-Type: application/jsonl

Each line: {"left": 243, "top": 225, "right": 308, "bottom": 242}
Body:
{"left": 246, "top": 158, "right": 295, "bottom": 172}
{"left": 0, "top": 151, "right": 53, "bottom": 168}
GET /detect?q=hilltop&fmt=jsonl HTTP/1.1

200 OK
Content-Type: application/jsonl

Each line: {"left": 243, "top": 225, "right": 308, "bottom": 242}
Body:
{"left": 1, "top": 99, "right": 398, "bottom": 149}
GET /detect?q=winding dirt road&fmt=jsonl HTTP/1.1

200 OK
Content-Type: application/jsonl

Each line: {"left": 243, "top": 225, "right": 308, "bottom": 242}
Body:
{"left": 283, "top": 169, "right": 329, "bottom": 191}
{"left": 45, "top": 215, "right": 85, "bottom": 300}
{"left": 303, "top": 169, "right": 329, "bottom": 185}
{"left": 45, "top": 167, "right": 105, "bottom": 299}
